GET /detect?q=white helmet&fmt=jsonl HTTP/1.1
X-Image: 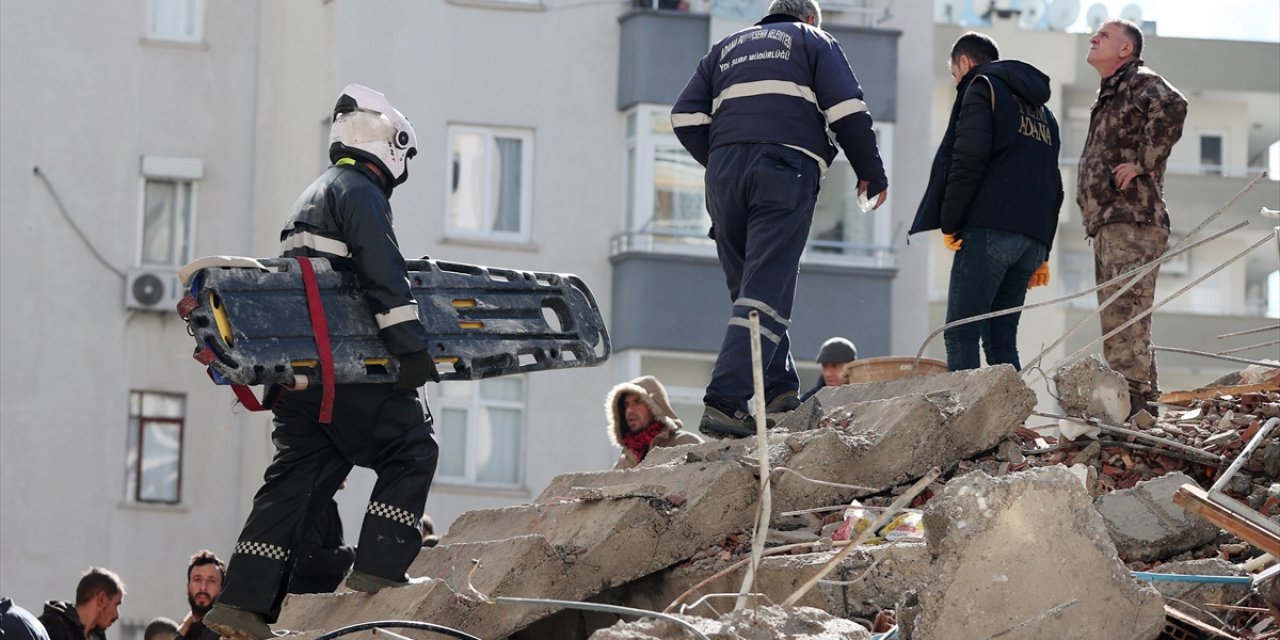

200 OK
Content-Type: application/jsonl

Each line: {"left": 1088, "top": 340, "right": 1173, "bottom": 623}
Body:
{"left": 329, "top": 84, "right": 417, "bottom": 186}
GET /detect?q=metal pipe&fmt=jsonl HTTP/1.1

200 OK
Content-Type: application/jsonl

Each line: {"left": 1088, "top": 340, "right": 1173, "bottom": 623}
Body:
{"left": 1152, "top": 345, "right": 1280, "bottom": 367}
{"left": 737, "top": 310, "right": 773, "bottom": 611}
{"left": 1209, "top": 417, "right": 1278, "bottom": 493}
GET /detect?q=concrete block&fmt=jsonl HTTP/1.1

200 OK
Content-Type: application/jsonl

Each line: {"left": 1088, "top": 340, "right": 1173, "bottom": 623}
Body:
{"left": 1053, "top": 355, "right": 1130, "bottom": 425}
{"left": 901, "top": 467, "right": 1165, "bottom": 640}
{"left": 1093, "top": 471, "right": 1220, "bottom": 563}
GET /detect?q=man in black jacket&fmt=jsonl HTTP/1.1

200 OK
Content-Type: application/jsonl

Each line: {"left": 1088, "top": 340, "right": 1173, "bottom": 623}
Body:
{"left": 204, "top": 84, "right": 440, "bottom": 640}
{"left": 909, "top": 32, "right": 1062, "bottom": 371}
{"left": 39, "top": 568, "right": 125, "bottom": 640}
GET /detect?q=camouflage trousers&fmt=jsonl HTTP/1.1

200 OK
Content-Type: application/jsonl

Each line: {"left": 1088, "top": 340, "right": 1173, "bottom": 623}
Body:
{"left": 1094, "top": 222, "right": 1170, "bottom": 400}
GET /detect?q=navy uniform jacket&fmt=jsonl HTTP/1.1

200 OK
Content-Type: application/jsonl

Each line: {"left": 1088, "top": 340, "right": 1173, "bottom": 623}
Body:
{"left": 670, "top": 13, "right": 887, "bottom": 197}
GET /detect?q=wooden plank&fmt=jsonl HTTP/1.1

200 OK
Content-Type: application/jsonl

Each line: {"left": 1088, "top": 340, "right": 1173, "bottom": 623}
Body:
{"left": 1164, "top": 605, "right": 1240, "bottom": 639}
{"left": 1173, "top": 484, "right": 1280, "bottom": 557}
{"left": 1159, "top": 382, "right": 1280, "bottom": 405}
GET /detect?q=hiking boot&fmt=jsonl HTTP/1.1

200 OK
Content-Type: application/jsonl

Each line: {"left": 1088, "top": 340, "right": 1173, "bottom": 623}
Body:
{"left": 346, "top": 569, "right": 432, "bottom": 593}
{"left": 765, "top": 390, "right": 801, "bottom": 414}
{"left": 202, "top": 604, "right": 276, "bottom": 640}
{"left": 699, "top": 405, "right": 773, "bottom": 439}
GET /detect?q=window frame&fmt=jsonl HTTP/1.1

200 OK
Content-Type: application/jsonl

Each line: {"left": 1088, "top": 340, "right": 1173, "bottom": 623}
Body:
{"left": 443, "top": 124, "right": 535, "bottom": 244}
{"left": 1198, "top": 130, "right": 1226, "bottom": 176}
{"left": 137, "top": 156, "right": 201, "bottom": 268}
{"left": 146, "top": 0, "right": 204, "bottom": 43}
{"left": 125, "top": 390, "right": 186, "bottom": 505}
{"left": 431, "top": 378, "right": 527, "bottom": 489}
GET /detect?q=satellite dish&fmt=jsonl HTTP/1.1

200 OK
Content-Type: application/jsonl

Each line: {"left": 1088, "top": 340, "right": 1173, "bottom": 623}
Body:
{"left": 1020, "top": 0, "right": 1047, "bottom": 28}
{"left": 1086, "top": 2, "right": 1108, "bottom": 31}
{"left": 1119, "top": 3, "right": 1143, "bottom": 23}
{"left": 935, "top": 0, "right": 962, "bottom": 23}
{"left": 1046, "top": 0, "right": 1080, "bottom": 31}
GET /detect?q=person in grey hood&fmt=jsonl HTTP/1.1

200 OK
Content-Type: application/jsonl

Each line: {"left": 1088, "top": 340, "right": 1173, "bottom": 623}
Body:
{"left": 605, "top": 376, "right": 704, "bottom": 469}
{"left": 909, "top": 31, "right": 1062, "bottom": 371}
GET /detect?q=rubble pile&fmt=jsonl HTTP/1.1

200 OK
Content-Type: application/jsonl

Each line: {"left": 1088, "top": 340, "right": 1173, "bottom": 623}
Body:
{"left": 274, "top": 363, "right": 1278, "bottom": 640}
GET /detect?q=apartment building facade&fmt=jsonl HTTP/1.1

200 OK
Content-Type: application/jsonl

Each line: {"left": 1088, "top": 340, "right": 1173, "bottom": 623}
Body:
{"left": 1, "top": 0, "right": 933, "bottom": 631}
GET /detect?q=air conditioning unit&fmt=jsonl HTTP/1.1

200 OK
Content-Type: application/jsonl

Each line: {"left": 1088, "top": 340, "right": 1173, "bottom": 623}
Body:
{"left": 819, "top": 0, "right": 860, "bottom": 11}
{"left": 125, "top": 267, "right": 183, "bottom": 312}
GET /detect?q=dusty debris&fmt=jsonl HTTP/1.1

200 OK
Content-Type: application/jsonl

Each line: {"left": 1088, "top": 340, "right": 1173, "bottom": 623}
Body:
{"left": 1143, "top": 558, "right": 1252, "bottom": 627}
{"left": 898, "top": 466, "right": 1165, "bottom": 640}
{"left": 1054, "top": 354, "right": 1132, "bottom": 425}
{"left": 1094, "top": 472, "right": 1221, "bottom": 563}
{"left": 587, "top": 605, "right": 872, "bottom": 640}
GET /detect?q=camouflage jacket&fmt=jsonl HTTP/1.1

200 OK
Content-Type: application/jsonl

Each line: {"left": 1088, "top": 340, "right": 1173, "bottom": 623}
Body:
{"left": 1076, "top": 59, "right": 1187, "bottom": 237}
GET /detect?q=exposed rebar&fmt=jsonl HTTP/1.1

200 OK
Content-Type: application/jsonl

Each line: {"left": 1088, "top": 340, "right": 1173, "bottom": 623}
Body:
{"left": 494, "top": 596, "right": 712, "bottom": 640}
{"left": 737, "top": 310, "right": 773, "bottom": 612}
{"left": 1210, "top": 417, "right": 1279, "bottom": 493}
{"left": 1218, "top": 324, "right": 1280, "bottom": 340}
{"left": 1032, "top": 411, "right": 1225, "bottom": 464}
{"left": 1153, "top": 344, "right": 1280, "bottom": 367}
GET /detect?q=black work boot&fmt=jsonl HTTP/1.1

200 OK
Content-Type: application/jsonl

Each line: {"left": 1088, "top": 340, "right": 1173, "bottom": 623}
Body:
{"left": 764, "top": 390, "right": 801, "bottom": 414}
{"left": 203, "top": 604, "right": 277, "bottom": 640}
{"left": 699, "top": 405, "right": 773, "bottom": 439}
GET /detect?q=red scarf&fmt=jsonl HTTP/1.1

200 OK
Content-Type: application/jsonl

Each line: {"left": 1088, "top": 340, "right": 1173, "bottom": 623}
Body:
{"left": 622, "top": 421, "right": 666, "bottom": 461}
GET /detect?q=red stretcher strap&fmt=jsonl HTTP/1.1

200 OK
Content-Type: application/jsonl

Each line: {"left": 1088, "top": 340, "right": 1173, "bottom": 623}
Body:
{"left": 295, "top": 257, "right": 335, "bottom": 424}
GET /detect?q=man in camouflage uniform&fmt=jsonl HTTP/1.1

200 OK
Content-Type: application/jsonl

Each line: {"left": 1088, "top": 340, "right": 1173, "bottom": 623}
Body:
{"left": 1077, "top": 18, "right": 1187, "bottom": 418}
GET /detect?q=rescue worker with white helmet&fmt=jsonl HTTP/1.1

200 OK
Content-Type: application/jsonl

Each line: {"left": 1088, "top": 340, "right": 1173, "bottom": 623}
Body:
{"left": 206, "top": 85, "right": 439, "bottom": 638}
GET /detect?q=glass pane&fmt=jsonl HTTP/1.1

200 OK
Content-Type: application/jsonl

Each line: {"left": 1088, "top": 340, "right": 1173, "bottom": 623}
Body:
{"left": 476, "top": 407, "right": 521, "bottom": 484}
{"left": 810, "top": 161, "right": 874, "bottom": 257}
{"left": 124, "top": 417, "right": 140, "bottom": 500}
{"left": 449, "top": 132, "right": 487, "bottom": 232}
{"left": 138, "top": 421, "right": 180, "bottom": 502}
{"left": 480, "top": 377, "right": 523, "bottom": 402}
{"left": 140, "top": 392, "right": 185, "bottom": 418}
{"left": 436, "top": 380, "right": 473, "bottom": 400}
{"left": 176, "top": 183, "right": 193, "bottom": 264}
{"left": 492, "top": 137, "right": 523, "bottom": 232}
{"left": 649, "top": 109, "right": 673, "bottom": 135}
{"left": 625, "top": 146, "right": 637, "bottom": 230}
{"left": 437, "top": 408, "right": 468, "bottom": 478}
{"left": 142, "top": 180, "right": 175, "bottom": 265}
{"left": 652, "top": 145, "right": 708, "bottom": 235}
{"left": 1200, "top": 136, "right": 1222, "bottom": 175}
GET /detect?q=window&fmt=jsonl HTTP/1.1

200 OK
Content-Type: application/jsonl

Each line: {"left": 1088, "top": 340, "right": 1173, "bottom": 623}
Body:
{"left": 139, "top": 156, "right": 201, "bottom": 267}
{"left": 433, "top": 378, "right": 525, "bottom": 486}
{"left": 125, "top": 391, "right": 185, "bottom": 504}
{"left": 1199, "top": 133, "right": 1224, "bottom": 175}
{"left": 806, "top": 124, "right": 895, "bottom": 266}
{"left": 446, "top": 126, "right": 533, "bottom": 243}
{"left": 147, "top": 0, "right": 203, "bottom": 42}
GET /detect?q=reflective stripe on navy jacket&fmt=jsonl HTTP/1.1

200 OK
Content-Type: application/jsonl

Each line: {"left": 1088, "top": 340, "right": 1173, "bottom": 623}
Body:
{"left": 279, "top": 162, "right": 430, "bottom": 356}
{"left": 670, "top": 13, "right": 887, "bottom": 197}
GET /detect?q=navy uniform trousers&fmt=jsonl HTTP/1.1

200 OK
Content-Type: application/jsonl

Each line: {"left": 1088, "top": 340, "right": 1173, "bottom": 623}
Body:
{"left": 217, "top": 383, "right": 437, "bottom": 622}
{"left": 703, "top": 143, "right": 820, "bottom": 414}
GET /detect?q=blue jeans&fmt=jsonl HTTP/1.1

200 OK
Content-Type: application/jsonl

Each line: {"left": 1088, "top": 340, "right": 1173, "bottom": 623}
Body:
{"left": 943, "top": 226, "right": 1047, "bottom": 371}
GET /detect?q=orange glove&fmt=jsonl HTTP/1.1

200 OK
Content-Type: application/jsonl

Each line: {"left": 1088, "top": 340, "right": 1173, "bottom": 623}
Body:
{"left": 1027, "top": 261, "right": 1050, "bottom": 289}
{"left": 942, "top": 233, "right": 963, "bottom": 251}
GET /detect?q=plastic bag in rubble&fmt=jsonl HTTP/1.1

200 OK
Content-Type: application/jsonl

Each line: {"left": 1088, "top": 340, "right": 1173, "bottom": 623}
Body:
{"left": 879, "top": 511, "right": 925, "bottom": 542}
{"left": 831, "top": 502, "right": 875, "bottom": 542}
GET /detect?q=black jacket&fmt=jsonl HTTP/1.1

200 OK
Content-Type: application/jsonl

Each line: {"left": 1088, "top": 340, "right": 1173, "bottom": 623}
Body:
{"left": 180, "top": 620, "right": 218, "bottom": 640}
{"left": 279, "top": 161, "right": 431, "bottom": 357}
{"left": 1, "top": 598, "right": 49, "bottom": 640}
{"left": 287, "top": 499, "right": 355, "bottom": 594}
{"left": 910, "top": 60, "right": 1062, "bottom": 252}
{"left": 37, "top": 602, "right": 102, "bottom": 640}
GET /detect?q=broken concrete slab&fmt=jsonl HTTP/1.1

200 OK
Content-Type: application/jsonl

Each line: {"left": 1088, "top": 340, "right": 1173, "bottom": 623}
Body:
{"left": 1094, "top": 471, "right": 1221, "bottom": 563}
{"left": 1145, "top": 559, "right": 1251, "bottom": 626}
{"left": 899, "top": 467, "right": 1165, "bottom": 640}
{"left": 588, "top": 605, "right": 872, "bottom": 640}
{"left": 1054, "top": 355, "right": 1131, "bottom": 426}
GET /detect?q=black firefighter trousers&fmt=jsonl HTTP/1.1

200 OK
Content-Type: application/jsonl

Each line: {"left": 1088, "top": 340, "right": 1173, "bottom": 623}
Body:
{"left": 217, "top": 383, "right": 438, "bottom": 621}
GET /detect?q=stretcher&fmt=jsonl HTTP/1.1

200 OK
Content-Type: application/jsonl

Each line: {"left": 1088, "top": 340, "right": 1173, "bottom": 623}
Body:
{"left": 177, "top": 256, "right": 611, "bottom": 389}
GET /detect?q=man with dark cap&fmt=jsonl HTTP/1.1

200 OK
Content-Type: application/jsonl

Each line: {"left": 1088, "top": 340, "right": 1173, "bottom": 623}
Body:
{"left": 799, "top": 337, "right": 857, "bottom": 401}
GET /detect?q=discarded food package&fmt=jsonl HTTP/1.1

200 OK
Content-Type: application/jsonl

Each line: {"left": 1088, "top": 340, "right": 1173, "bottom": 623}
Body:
{"left": 831, "top": 501, "right": 925, "bottom": 544}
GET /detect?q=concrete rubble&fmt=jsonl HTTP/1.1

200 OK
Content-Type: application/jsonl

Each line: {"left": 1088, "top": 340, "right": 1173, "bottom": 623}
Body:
{"left": 1054, "top": 354, "right": 1132, "bottom": 426}
{"left": 274, "top": 362, "right": 1279, "bottom": 639}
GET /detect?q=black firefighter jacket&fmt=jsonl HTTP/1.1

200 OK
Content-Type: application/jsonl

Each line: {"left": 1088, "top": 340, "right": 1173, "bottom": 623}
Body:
{"left": 278, "top": 162, "right": 430, "bottom": 357}
{"left": 38, "top": 601, "right": 103, "bottom": 640}
{"left": 910, "top": 60, "right": 1063, "bottom": 253}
